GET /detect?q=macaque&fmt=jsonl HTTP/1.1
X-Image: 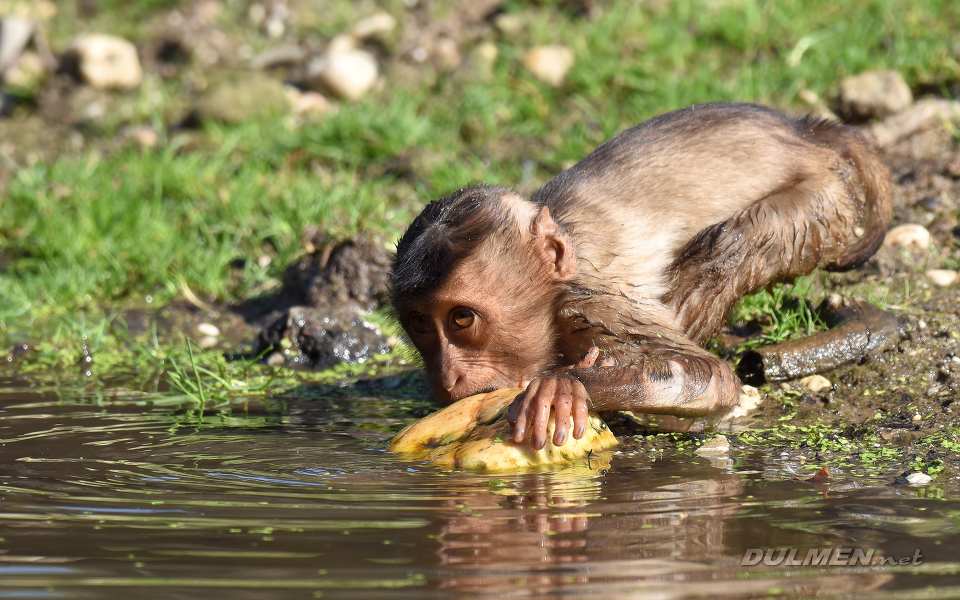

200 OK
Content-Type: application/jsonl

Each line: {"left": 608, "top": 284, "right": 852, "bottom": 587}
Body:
{"left": 389, "top": 102, "right": 891, "bottom": 450}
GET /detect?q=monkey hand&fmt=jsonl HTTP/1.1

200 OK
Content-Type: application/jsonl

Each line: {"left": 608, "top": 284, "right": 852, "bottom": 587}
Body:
{"left": 518, "top": 346, "right": 614, "bottom": 388}
{"left": 508, "top": 374, "right": 591, "bottom": 450}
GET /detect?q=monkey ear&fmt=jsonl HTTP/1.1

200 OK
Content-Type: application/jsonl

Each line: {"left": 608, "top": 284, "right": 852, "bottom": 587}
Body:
{"left": 532, "top": 206, "right": 577, "bottom": 281}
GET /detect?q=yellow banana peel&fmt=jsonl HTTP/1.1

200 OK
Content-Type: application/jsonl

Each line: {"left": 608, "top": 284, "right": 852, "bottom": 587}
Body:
{"left": 388, "top": 388, "right": 618, "bottom": 472}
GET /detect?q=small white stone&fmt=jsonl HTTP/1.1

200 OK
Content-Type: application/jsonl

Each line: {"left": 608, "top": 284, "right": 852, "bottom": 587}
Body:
{"left": 409, "top": 46, "right": 428, "bottom": 63}
{"left": 905, "top": 472, "right": 932, "bottom": 485}
{"left": 840, "top": 69, "right": 912, "bottom": 119}
{"left": 469, "top": 41, "right": 498, "bottom": 80}
{"left": 797, "top": 88, "right": 820, "bottom": 105}
{"left": 133, "top": 126, "right": 159, "bottom": 148}
{"left": 68, "top": 34, "right": 142, "bottom": 89}
{"left": 522, "top": 45, "right": 574, "bottom": 87}
{"left": 265, "top": 352, "right": 285, "bottom": 366}
{"left": 694, "top": 435, "right": 730, "bottom": 457}
{"left": 315, "top": 50, "right": 378, "bottom": 100}
{"left": 286, "top": 87, "right": 331, "bottom": 116}
{"left": 198, "top": 335, "right": 219, "bottom": 349}
{"left": 257, "top": 255, "right": 272, "bottom": 268}
{"left": 883, "top": 224, "right": 931, "bottom": 250}
{"left": 265, "top": 17, "right": 285, "bottom": 39}
{"left": 351, "top": 12, "right": 396, "bottom": 40}
{"left": 0, "top": 16, "right": 34, "bottom": 74}
{"left": 326, "top": 34, "right": 357, "bottom": 56}
{"left": 248, "top": 3, "right": 266, "bottom": 26}
{"left": 799, "top": 374, "right": 832, "bottom": 393}
{"left": 926, "top": 269, "right": 959, "bottom": 287}
{"left": 870, "top": 99, "right": 960, "bottom": 149}
{"left": 912, "top": 413, "right": 922, "bottom": 422}
{"left": 432, "top": 37, "right": 461, "bottom": 70}
{"left": 196, "top": 322, "right": 220, "bottom": 337}
{"left": 725, "top": 385, "right": 762, "bottom": 419}
{"left": 494, "top": 14, "right": 524, "bottom": 36}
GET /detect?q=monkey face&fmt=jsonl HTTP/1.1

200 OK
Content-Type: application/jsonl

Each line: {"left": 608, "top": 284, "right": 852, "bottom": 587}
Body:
{"left": 399, "top": 257, "right": 557, "bottom": 403}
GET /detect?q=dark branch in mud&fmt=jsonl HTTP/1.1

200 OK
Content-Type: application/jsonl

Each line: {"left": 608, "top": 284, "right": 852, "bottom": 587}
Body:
{"left": 737, "top": 294, "right": 907, "bottom": 385}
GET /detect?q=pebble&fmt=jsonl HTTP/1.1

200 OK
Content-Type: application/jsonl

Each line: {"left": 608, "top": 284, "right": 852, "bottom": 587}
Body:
{"left": 725, "top": 384, "right": 762, "bottom": 419}
{"left": 839, "top": 69, "right": 912, "bottom": 119}
{"left": 198, "top": 335, "right": 219, "bottom": 349}
{"left": 799, "top": 374, "right": 831, "bottom": 393}
{"left": 307, "top": 50, "right": 378, "bottom": 100}
{"left": 250, "top": 44, "right": 306, "bottom": 70}
{"left": 350, "top": 12, "right": 396, "bottom": 40}
{"left": 67, "top": 34, "right": 143, "bottom": 89}
{"left": 494, "top": 13, "right": 524, "bottom": 36}
{"left": 265, "top": 351, "right": 285, "bottom": 366}
{"left": 870, "top": 99, "right": 960, "bottom": 148}
{"left": 926, "top": 269, "right": 959, "bottom": 287}
{"left": 196, "top": 322, "right": 220, "bottom": 337}
{"left": 522, "top": 45, "right": 574, "bottom": 87}
{"left": 468, "top": 42, "right": 498, "bottom": 81}
{"left": 0, "top": 16, "right": 34, "bottom": 75}
{"left": 285, "top": 87, "right": 331, "bottom": 116}
{"left": 432, "top": 37, "right": 461, "bottom": 70}
{"left": 326, "top": 34, "right": 357, "bottom": 56}
{"left": 191, "top": 75, "right": 289, "bottom": 123}
{"left": 905, "top": 472, "right": 932, "bottom": 485}
{"left": 883, "top": 224, "right": 931, "bottom": 250}
{"left": 694, "top": 435, "right": 730, "bottom": 457}
{"left": 130, "top": 125, "right": 159, "bottom": 148}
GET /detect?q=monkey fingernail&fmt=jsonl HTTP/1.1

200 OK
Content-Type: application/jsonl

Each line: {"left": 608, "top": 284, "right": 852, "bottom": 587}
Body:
{"left": 555, "top": 429, "right": 567, "bottom": 445}
{"left": 575, "top": 426, "right": 585, "bottom": 438}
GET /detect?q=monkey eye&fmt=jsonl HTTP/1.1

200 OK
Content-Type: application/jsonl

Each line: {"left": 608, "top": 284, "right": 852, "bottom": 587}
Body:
{"left": 408, "top": 313, "right": 435, "bottom": 335}
{"left": 451, "top": 308, "right": 476, "bottom": 330}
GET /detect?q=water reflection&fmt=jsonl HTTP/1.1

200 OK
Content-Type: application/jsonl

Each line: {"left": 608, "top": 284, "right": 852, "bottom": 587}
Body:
{"left": 0, "top": 386, "right": 957, "bottom": 597}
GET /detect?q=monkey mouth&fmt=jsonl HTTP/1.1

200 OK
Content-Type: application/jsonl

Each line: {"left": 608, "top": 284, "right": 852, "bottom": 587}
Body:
{"left": 445, "top": 384, "right": 500, "bottom": 403}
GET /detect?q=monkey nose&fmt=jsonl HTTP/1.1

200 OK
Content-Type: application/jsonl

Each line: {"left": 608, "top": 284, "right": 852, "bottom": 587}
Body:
{"left": 433, "top": 368, "right": 462, "bottom": 403}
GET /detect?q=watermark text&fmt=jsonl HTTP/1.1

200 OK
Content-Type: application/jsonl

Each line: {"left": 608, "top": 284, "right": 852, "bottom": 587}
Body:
{"left": 741, "top": 547, "right": 922, "bottom": 567}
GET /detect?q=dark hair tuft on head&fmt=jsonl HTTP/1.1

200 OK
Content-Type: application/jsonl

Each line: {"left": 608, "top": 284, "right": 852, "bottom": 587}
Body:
{"left": 389, "top": 185, "right": 518, "bottom": 309}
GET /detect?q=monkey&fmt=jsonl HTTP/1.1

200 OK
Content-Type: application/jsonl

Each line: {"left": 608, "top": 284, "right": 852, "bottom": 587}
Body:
{"left": 389, "top": 102, "right": 891, "bottom": 451}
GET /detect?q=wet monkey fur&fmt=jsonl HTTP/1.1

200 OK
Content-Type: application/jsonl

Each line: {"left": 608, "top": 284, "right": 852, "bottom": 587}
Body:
{"left": 389, "top": 102, "right": 892, "bottom": 450}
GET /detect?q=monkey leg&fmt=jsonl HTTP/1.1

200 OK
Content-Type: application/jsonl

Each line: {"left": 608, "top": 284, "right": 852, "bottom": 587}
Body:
{"left": 662, "top": 176, "right": 868, "bottom": 345}
{"left": 663, "top": 117, "right": 891, "bottom": 345}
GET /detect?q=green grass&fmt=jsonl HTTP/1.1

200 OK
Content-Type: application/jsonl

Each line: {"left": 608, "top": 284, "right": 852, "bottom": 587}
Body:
{"left": 1, "top": 0, "right": 958, "bottom": 345}
{"left": 730, "top": 275, "right": 826, "bottom": 350}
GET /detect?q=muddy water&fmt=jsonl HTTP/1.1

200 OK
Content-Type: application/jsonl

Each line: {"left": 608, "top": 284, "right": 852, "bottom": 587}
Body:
{"left": 1, "top": 376, "right": 959, "bottom": 599}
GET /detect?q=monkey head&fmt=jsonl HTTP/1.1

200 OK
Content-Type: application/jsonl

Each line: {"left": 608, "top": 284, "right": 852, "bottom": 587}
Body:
{"left": 390, "top": 185, "right": 577, "bottom": 403}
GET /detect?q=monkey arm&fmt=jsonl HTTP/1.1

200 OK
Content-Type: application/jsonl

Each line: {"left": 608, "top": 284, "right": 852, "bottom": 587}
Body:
{"left": 509, "top": 339, "right": 741, "bottom": 450}
{"left": 570, "top": 343, "right": 742, "bottom": 416}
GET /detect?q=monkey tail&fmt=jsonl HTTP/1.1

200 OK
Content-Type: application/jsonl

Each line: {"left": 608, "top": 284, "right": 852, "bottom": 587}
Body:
{"left": 800, "top": 116, "right": 892, "bottom": 272}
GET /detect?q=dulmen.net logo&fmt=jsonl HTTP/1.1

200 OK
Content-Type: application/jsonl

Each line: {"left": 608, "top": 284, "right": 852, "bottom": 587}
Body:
{"left": 741, "top": 547, "right": 924, "bottom": 567}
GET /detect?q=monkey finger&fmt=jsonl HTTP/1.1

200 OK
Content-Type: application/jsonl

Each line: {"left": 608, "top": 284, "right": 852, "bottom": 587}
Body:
{"left": 598, "top": 355, "right": 616, "bottom": 367}
{"left": 552, "top": 384, "right": 573, "bottom": 447}
{"left": 530, "top": 379, "right": 557, "bottom": 450}
{"left": 574, "top": 347, "right": 601, "bottom": 369}
{"left": 519, "top": 376, "right": 531, "bottom": 388}
{"left": 510, "top": 379, "right": 541, "bottom": 442}
{"left": 571, "top": 388, "right": 589, "bottom": 440}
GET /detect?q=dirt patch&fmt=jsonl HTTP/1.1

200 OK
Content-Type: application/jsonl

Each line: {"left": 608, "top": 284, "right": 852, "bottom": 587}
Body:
{"left": 244, "top": 234, "right": 394, "bottom": 369}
